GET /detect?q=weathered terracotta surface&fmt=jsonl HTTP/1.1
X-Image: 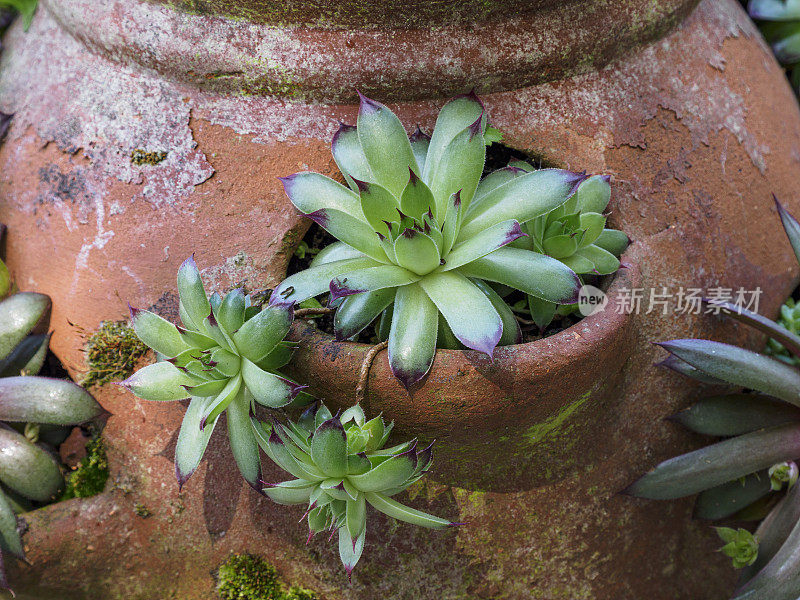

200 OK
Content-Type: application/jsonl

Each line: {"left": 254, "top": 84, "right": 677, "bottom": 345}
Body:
{"left": 0, "top": 0, "right": 798, "bottom": 598}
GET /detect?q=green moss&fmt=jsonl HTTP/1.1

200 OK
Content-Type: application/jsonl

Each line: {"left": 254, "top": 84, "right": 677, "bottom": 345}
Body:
{"left": 216, "top": 554, "right": 320, "bottom": 600}
{"left": 131, "top": 149, "right": 169, "bottom": 166}
{"left": 82, "top": 321, "right": 148, "bottom": 388}
{"left": 62, "top": 438, "right": 109, "bottom": 499}
{"left": 134, "top": 503, "right": 152, "bottom": 518}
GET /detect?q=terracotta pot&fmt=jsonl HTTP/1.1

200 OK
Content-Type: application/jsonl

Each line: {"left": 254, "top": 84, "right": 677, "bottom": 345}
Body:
{"left": 0, "top": 0, "right": 799, "bottom": 598}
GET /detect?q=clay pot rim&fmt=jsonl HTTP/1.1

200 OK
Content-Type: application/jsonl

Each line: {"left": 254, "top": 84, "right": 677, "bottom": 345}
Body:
{"left": 289, "top": 250, "right": 639, "bottom": 365}
{"left": 42, "top": 0, "right": 699, "bottom": 102}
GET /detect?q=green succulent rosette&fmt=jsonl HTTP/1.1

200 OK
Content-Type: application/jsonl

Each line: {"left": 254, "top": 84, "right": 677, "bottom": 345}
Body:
{"left": 500, "top": 160, "right": 628, "bottom": 329}
{"left": 123, "top": 255, "right": 308, "bottom": 490}
{"left": 255, "top": 402, "right": 454, "bottom": 576}
{"left": 274, "top": 91, "right": 592, "bottom": 388}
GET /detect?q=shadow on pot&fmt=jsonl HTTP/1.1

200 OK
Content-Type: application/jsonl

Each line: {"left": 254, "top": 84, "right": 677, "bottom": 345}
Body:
{"left": 284, "top": 250, "right": 640, "bottom": 493}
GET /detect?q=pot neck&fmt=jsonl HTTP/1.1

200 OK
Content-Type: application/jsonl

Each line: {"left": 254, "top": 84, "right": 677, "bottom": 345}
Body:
{"left": 44, "top": 0, "right": 701, "bottom": 102}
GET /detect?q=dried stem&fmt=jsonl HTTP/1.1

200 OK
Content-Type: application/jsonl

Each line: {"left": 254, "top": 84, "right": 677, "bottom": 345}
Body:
{"left": 294, "top": 307, "right": 335, "bottom": 319}
{"left": 356, "top": 340, "right": 389, "bottom": 406}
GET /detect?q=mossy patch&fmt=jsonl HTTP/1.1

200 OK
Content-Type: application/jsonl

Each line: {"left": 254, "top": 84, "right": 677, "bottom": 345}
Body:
{"left": 131, "top": 149, "right": 169, "bottom": 166}
{"left": 82, "top": 320, "right": 147, "bottom": 388}
{"left": 134, "top": 503, "right": 152, "bottom": 518}
{"left": 62, "top": 438, "right": 109, "bottom": 499}
{"left": 216, "top": 554, "right": 319, "bottom": 600}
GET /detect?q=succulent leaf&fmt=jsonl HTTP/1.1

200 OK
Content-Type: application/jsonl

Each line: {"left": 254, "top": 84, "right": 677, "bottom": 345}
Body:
{"left": 419, "top": 271, "right": 502, "bottom": 357}
{"left": 658, "top": 340, "right": 800, "bottom": 407}
{"left": 393, "top": 230, "right": 440, "bottom": 276}
{"left": 625, "top": 423, "right": 800, "bottom": 499}
{"left": 694, "top": 472, "right": 773, "bottom": 520}
{"left": 332, "top": 124, "right": 374, "bottom": 191}
{"left": 388, "top": 284, "right": 438, "bottom": 389}
{"left": 459, "top": 247, "right": 580, "bottom": 304}
{"left": 334, "top": 289, "right": 396, "bottom": 341}
{"left": 121, "top": 361, "right": 193, "bottom": 402}
{"left": 175, "top": 396, "right": 218, "bottom": 489}
{"left": 0, "top": 376, "right": 105, "bottom": 425}
{"left": 330, "top": 265, "right": 420, "bottom": 301}
{"left": 0, "top": 488, "right": 22, "bottom": 561}
{"left": 0, "top": 332, "right": 50, "bottom": 377}
{"left": 426, "top": 119, "right": 486, "bottom": 217}
{"left": 0, "top": 425, "right": 63, "bottom": 502}
{"left": 129, "top": 307, "right": 188, "bottom": 357}
{"left": 311, "top": 418, "right": 349, "bottom": 478}
{"left": 742, "top": 478, "right": 800, "bottom": 581}
{"left": 272, "top": 257, "right": 380, "bottom": 306}
{"left": 459, "top": 169, "right": 586, "bottom": 239}
{"left": 670, "top": 394, "right": 800, "bottom": 437}
{"left": 357, "top": 93, "right": 419, "bottom": 197}
{"left": 280, "top": 172, "right": 365, "bottom": 222}
{"left": 0, "top": 292, "right": 50, "bottom": 362}
{"left": 365, "top": 492, "right": 453, "bottom": 529}
{"left": 423, "top": 92, "right": 484, "bottom": 185}
{"left": 594, "top": 229, "right": 630, "bottom": 256}
{"left": 442, "top": 219, "right": 525, "bottom": 272}
{"left": 226, "top": 391, "right": 262, "bottom": 489}
{"left": 177, "top": 255, "right": 212, "bottom": 331}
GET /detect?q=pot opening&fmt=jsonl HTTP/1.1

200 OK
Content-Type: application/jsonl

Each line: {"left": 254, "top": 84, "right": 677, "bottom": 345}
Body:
{"left": 282, "top": 141, "right": 626, "bottom": 348}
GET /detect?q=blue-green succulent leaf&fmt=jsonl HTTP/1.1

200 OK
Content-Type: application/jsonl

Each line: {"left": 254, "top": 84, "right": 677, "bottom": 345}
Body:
{"left": 264, "top": 480, "right": 315, "bottom": 505}
{"left": 442, "top": 219, "right": 525, "bottom": 271}
{"left": 741, "top": 478, "right": 800, "bottom": 582}
{"left": 357, "top": 93, "right": 419, "bottom": 197}
{"left": 177, "top": 255, "right": 212, "bottom": 331}
{"left": 129, "top": 307, "right": 188, "bottom": 357}
{"left": 175, "top": 396, "right": 218, "bottom": 488}
{"left": 671, "top": 394, "right": 800, "bottom": 437}
{"left": 459, "top": 246, "right": 580, "bottom": 304}
{"left": 575, "top": 175, "right": 611, "bottom": 213}
{"left": 346, "top": 493, "right": 367, "bottom": 540}
{"left": 305, "top": 208, "right": 389, "bottom": 264}
{"left": 280, "top": 172, "right": 365, "bottom": 222}
{"left": 185, "top": 378, "right": 228, "bottom": 398}
{"left": 241, "top": 358, "right": 301, "bottom": 408}
{"left": 200, "top": 374, "right": 242, "bottom": 429}
{"left": 0, "top": 488, "right": 23, "bottom": 560}
{"left": 272, "top": 257, "right": 380, "bottom": 306}
{"left": 119, "top": 361, "right": 193, "bottom": 402}
{"left": 338, "top": 524, "right": 366, "bottom": 577}
{"left": 311, "top": 242, "right": 367, "bottom": 267}
{"left": 423, "top": 92, "right": 484, "bottom": 185}
{"left": 594, "top": 229, "right": 629, "bottom": 256}
{"left": 694, "top": 472, "right": 773, "bottom": 520}
{"left": 388, "top": 283, "right": 438, "bottom": 389}
{"left": 329, "top": 265, "right": 419, "bottom": 302}
{"left": 460, "top": 169, "right": 587, "bottom": 239}
{"left": 357, "top": 180, "right": 400, "bottom": 237}
{"left": 658, "top": 339, "right": 800, "bottom": 407}
{"left": 0, "top": 292, "right": 50, "bottom": 362}
{"left": 226, "top": 390, "right": 262, "bottom": 489}
{"left": 215, "top": 288, "right": 246, "bottom": 333}
{"left": 334, "top": 288, "right": 396, "bottom": 341}
{"left": 471, "top": 278, "right": 522, "bottom": 345}
{"left": 427, "top": 118, "right": 486, "bottom": 218}
{"left": 750, "top": 0, "right": 800, "bottom": 20}
{"left": 393, "top": 230, "right": 441, "bottom": 276}
{"left": 233, "top": 303, "right": 293, "bottom": 363}
{"left": 365, "top": 492, "right": 453, "bottom": 529}
{"left": 332, "top": 123, "right": 374, "bottom": 191}
{"left": 624, "top": 423, "right": 800, "bottom": 499}
{"left": 420, "top": 272, "right": 502, "bottom": 357}
{"left": 311, "top": 418, "right": 349, "bottom": 478}
{"left": 0, "top": 376, "right": 105, "bottom": 425}
{"left": 348, "top": 446, "right": 417, "bottom": 492}
{"left": 409, "top": 127, "right": 430, "bottom": 173}
{"left": 400, "top": 169, "right": 436, "bottom": 220}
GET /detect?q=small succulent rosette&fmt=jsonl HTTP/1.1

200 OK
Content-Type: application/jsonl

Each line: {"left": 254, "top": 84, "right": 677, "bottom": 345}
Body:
{"left": 254, "top": 402, "right": 455, "bottom": 576}
{"left": 503, "top": 160, "right": 628, "bottom": 329}
{"left": 123, "top": 255, "right": 309, "bottom": 489}
{"left": 626, "top": 200, "right": 800, "bottom": 600}
{"left": 274, "top": 91, "right": 593, "bottom": 388}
